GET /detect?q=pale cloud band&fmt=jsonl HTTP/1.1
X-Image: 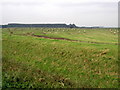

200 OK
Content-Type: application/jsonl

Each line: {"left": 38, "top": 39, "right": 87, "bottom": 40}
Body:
{"left": 1, "top": 0, "right": 119, "bottom": 27}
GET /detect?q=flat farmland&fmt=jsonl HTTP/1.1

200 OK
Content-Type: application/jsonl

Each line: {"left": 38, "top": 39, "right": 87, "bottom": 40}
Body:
{"left": 2, "top": 28, "right": 118, "bottom": 88}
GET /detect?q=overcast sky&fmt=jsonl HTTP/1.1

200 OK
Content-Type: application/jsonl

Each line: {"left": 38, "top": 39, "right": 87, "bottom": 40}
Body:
{"left": 1, "top": 0, "right": 119, "bottom": 27}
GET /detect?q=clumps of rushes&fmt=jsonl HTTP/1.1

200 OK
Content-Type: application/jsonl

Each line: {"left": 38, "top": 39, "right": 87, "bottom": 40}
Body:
{"left": 52, "top": 75, "right": 74, "bottom": 87}
{"left": 31, "top": 32, "right": 34, "bottom": 35}
{"left": 26, "top": 32, "right": 34, "bottom": 36}
{"left": 52, "top": 47, "right": 57, "bottom": 51}
{"left": 100, "top": 49, "right": 109, "bottom": 55}
{"left": 109, "top": 29, "right": 112, "bottom": 32}
{"left": 42, "top": 32, "right": 46, "bottom": 34}
{"left": 93, "top": 49, "right": 109, "bottom": 57}
{"left": 51, "top": 61, "right": 59, "bottom": 67}
{"left": 83, "top": 30, "right": 86, "bottom": 33}
{"left": 13, "top": 51, "right": 17, "bottom": 55}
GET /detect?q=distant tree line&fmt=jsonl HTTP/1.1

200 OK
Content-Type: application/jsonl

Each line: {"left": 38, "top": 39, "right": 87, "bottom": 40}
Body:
{"left": 2, "top": 23, "right": 77, "bottom": 28}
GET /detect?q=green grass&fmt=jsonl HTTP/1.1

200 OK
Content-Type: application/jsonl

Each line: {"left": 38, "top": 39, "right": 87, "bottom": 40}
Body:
{"left": 2, "top": 28, "right": 118, "bottom": 88}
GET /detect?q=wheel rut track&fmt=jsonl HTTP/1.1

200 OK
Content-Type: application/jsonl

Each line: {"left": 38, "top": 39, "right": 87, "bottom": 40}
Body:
{"left": 14, "top": 34, "right": 118, "bottom": 45}
{"left": 32, "top": 35, "right": 118, "bottom": 45}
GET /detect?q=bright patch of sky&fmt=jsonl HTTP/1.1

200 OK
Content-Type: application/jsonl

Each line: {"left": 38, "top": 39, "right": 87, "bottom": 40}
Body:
{"left": 1, "top": 0, "right": 119, "bottom": 27}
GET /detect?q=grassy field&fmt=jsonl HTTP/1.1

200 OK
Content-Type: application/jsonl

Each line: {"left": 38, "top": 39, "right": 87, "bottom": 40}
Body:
{"left": 2, "top": 28, "right": 118, "bottom": 88}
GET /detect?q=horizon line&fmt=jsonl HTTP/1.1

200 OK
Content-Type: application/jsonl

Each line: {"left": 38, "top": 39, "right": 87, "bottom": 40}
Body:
{"left": 0, "top": 23, "right": 118, "bottom": 28}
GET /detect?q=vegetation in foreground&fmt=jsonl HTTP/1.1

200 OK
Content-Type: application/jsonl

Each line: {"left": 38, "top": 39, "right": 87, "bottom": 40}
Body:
{"left": 2, "top": 28, "right": 118, "bottom": 88}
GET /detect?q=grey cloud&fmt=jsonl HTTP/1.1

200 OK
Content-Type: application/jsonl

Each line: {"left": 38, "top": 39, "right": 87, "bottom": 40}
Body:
{"left": 2, "top": 1, "right": 117, "bottom": 8}
{"left": 54, "top": 2, "right": 117, "bottom": 8}
{"left": 2, "top": 2, "right": 45, "bottom": 6}
{"left": 1, "top": 1, "right": 118, "bottom": 27}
